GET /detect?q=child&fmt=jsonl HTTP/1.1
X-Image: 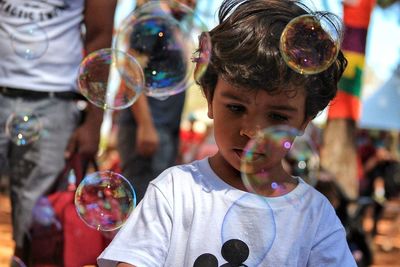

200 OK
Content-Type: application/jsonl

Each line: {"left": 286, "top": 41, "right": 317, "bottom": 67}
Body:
{"left": 98, "top": 0, "right": 355, "bottom": 266}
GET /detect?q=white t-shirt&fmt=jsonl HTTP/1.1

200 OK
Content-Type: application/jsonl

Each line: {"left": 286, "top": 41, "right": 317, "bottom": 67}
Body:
{"left": 0, "top": 0, "right": 84, "bottom": 92}
{"left": 98, "top": 158, "right": 356, "bottom": 267}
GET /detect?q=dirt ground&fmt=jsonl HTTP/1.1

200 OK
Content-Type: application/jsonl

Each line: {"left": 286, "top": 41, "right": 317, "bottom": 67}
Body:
{"left": 1, "top": 193, "right": 400, "bottom": 266}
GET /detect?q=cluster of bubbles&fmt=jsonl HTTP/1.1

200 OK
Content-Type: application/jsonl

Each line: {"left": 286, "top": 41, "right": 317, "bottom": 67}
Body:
{"left": 240, "top": 125, "right": 320, "bottom": 197}
{"left": 280, "top": 12, "right": 343, "bottom": 75}
{"left": 78, "top": 0, "right": 211, "bottom": 109}
{"left": 74, "top": 171, "right": 136, "bottom": 231}
{"left": 5, "top": 111, "right": 42, "bottom": 146}
{"left": 4, "top": 0, "right": 341, "bottom": 240}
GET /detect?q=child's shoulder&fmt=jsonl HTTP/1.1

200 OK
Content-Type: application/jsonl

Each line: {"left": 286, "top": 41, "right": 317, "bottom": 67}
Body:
{"left": 150, "top": 157, "right": 211, "bottom": 188}
{"left": 289, "top": 177, "right": 335, "bottom": 209}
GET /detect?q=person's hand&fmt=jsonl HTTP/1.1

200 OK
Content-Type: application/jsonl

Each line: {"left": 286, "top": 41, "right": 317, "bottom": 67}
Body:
{"left": 136, "top": 123, "right": 159, "bottom": 157}
{"left": 65, "top": 121, "right": 101, "bottom": 160}
{"left": 65, "top": 105, "right": 103, "bottom": 160}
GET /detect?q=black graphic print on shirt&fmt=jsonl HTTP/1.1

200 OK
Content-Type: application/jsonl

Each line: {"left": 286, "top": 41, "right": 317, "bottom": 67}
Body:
{"left": 0, "top": 0, "right": 69, "bottom": 21}
{"left": 193, "top": 239, "right": 250, "bottom": 267}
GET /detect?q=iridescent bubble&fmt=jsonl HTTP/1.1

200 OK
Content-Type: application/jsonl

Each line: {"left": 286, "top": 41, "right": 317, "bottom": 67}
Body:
{"left": 240, "top": 125, "right": 300, "bottom": 196}
{"left": 284, "top": 133, "right": 320, "bottom": 186}
{"left": 280, "top": 13, "right": 343, "bottom": 74}
{"left": 10, "top": 256, "right": 27, "bottom": 267}
{"left": 221, "top": 194, "right": 275, "bottom": 266}
{"left": 32, "top": 196, "right": 61, "bottom": 229}
{"left": 74, "top": 171, "right": 136, "bottom": 231}
{"left": 5, "top": 111, "right": 42, "bottom": 146}
{"left": 9, "top": 22, "right": 49, "bottom": 60}
{"left": 78, "top": 48, "right": 144, "bottom": 110}
{"left": 114, "top": 0, "right": 211, "bottom": 98}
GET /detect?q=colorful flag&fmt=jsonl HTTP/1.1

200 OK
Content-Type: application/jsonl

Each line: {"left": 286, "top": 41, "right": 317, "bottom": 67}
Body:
{"left": 328, "top": 0, "right": 376, "bottom": 120}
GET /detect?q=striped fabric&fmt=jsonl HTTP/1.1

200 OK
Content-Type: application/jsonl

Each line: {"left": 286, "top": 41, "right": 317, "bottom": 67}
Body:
{"left": 327, "top": 0, "right": 376, "bottom": 120}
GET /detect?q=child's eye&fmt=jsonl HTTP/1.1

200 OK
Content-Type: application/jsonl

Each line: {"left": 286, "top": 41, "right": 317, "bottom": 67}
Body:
{"left": 226, "top": 104, "right": 245, "bottom": 113}
{"left": 269, "top": 113, "right": 289, "bottom": 122}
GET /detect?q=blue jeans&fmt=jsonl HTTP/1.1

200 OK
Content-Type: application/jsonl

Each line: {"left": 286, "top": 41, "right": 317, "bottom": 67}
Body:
{"left": 0, "top": 94, "right": 81, "bottom": 247}
{"left": 117, "top": 122, "right": 180, "bottom": 203}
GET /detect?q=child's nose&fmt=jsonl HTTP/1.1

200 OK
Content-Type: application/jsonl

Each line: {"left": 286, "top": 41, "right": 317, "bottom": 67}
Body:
{"left": 239, "top": 124, "right": 262, "bottom": 139}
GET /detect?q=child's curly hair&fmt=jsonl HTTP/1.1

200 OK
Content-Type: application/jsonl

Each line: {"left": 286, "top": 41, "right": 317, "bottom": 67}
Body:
{"left": 198, "top": 0, "right": 347, "bottom": 119}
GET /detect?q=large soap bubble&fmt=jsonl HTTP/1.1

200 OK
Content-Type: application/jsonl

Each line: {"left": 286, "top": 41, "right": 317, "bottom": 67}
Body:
{"left": 280, "top": 12, "right": 343, "bottom": 75}
{"left": 75, "top": 171, "right": 136, "bottom": 231}
{"left": 78, "top": 48, "right": 144, "bottom": 110}
{"left": 114, "top": 0, "right": 211, "bottom": 99}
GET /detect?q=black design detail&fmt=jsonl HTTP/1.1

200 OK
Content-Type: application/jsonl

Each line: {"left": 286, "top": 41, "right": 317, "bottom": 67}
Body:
{"left": 0, "top": 0, "right": 69, "bottom": 21}
{"left": 193, "top": 253, "right": 219, "bottom": 267}
{"left": 220, "top": 239, "right": 249, "bottom": 267}
{"left": 193, "top": 239, "right": 249, "bottom": 267}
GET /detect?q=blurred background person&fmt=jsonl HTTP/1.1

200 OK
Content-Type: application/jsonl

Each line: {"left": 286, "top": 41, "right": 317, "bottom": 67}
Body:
{"left": 116, "top": 0, "right": 197, "bottom": 203}
{"left": 0, "top": 0, "right": 116, "bottom": 263}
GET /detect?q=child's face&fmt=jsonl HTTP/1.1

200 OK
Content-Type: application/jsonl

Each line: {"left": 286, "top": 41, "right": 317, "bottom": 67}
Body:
{"left": 207, "top": 77, "right": 311, "bottom": 181}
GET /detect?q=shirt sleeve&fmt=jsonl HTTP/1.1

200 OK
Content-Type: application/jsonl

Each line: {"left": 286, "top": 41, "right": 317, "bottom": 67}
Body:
{"left": 97, "top": 183, "right": 173, "bottom": 267}
{"left": 307, "top": 201, "right": 357, "bottom": 267}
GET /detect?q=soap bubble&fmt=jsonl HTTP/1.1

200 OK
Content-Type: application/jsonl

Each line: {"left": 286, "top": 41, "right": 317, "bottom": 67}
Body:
{"left": 114, "top": 0, "right": 211, "bottom": 98}
{"left": 221, "top": 194, "right": 275, "bottom": 266}
{"left": 5, "top": 111, "right": 42, "bottom": 146}
{"left": 280, "top": 13, "right": 343, "bottom": 74}
{"left": 32, "top": 196, "right": 61, "bottom": 229}
{"left": 78, "top": 48, "right": 144, "bottom": 110}
{"left": 241, "top": 125, "right": 300, "bottom": 196}
{"left": 9, "top": 22, "right": 49, "bottom": 60}
{"left": 75, "top": 171, "right": 136, "bottom": 231}
{"left": 10, "top": 256, "right": 27, "bottom": 267}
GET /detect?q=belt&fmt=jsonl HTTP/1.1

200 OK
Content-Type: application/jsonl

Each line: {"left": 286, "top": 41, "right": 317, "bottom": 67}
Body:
{"left": 0, "top": 86, "right": 86, "bottom": 100}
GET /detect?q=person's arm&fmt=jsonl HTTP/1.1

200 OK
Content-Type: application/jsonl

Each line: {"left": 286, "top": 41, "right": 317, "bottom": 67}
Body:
{"left": 130, "top": 94, "right": 159, "bottom": 157}
{"left": 65, "top": 0, "right": 117, "bottom": 159}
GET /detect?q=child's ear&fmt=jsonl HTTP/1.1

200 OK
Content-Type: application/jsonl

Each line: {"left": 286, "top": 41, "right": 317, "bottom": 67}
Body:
{"left": 205, "top": 90, "right": 214, "bottom": 119}
{"left": 207, "top": 97, "right": 214, "bottom": 119}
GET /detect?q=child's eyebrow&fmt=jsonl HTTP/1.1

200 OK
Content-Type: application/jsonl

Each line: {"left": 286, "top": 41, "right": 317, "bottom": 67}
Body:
{"left": 267, "top": 104, "right": 299, "bottom": 113}
{"left": 220, "top": 91, "right": 250, "bottom": 103}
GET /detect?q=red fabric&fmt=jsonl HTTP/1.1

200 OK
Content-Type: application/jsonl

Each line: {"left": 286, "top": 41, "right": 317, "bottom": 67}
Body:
{"left": 343, "top": 0, "right": 376, "bottom": 28}
{"left": 63, "top": 199, "right": 107, "bottom": 267}
{"left": 31, "top": 155, "right": 110, "bottom": 267}
{"left": 327, "top": 90, "right": 361, "bottom": 120}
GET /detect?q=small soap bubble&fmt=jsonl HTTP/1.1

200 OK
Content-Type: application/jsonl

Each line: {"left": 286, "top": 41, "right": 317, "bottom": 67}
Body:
{"left": 114, "top": 0, "right": 211, "bottom": 99}
{"left": 9, "top": 22, "right": 49, "bottom": 60}
{"left": 280, "top": 13, "right": 343, "bottom": 74}
{"left": 10, "top": 256, "right": 27, "bottom": 267}
{"left": 75, "top": 171, "right": 136, "bottom": 231}
{"left": 240, "top": 125, "right": 300, "bottom": 196}
{"left": 5, "top": 111, "right": 42, "bottom": 146}
{"left": 31, "top": 196, "right": 61, "bottom": 229}
{"left": 78, "top": 48, "right": 144, "bottom": 110}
